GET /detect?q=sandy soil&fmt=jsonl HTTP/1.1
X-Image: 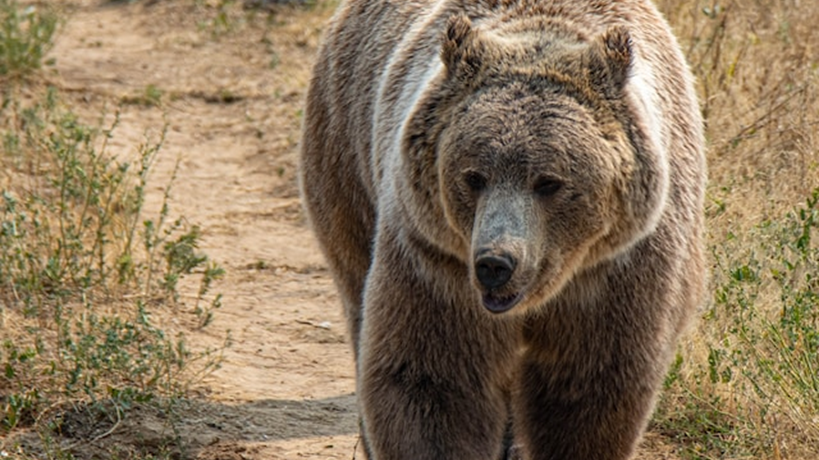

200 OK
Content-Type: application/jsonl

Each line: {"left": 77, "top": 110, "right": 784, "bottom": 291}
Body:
{"left": 39, "top": 1, "right": 682, "bottom": 458}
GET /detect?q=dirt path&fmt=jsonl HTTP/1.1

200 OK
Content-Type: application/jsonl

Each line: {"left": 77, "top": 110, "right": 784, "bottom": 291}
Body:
{"left": 50, "top": 1, "right": 358, "bottom": 458}
{"left": 45, "top": 1, "right": 679, "bottom": 459}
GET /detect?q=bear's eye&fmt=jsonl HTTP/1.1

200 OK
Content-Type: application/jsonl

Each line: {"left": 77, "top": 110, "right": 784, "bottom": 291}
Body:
{"left": 464, "top": 171, "right": 487, "bottom": 193}
{"left": 534, "top": 177, "right": 563, "bottom": 197}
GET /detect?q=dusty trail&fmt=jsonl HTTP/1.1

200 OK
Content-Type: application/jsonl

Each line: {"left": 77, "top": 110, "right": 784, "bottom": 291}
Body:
{"left": 51, "top": 1, "right": 358, "bottom": 458}
{"left": 45, "top": 1, "right": 679, "bottom": 458}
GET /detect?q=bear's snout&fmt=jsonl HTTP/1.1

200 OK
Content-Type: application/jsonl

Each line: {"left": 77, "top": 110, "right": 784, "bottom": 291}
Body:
{"left": 474, "top": 251, "right": 517, "bottom": 290}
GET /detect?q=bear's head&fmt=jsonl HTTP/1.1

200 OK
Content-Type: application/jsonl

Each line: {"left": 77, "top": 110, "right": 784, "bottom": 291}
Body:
{"left": 402, "top": 15, "right": 668, "bottom": 314}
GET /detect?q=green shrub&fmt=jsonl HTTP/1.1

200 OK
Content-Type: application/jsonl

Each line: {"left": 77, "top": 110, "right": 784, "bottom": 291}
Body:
{"left": 0, "top": 86, "right": 225, "bottom": 454}
{"left": 656, "top": 189, "right": 819, "bottom": 459}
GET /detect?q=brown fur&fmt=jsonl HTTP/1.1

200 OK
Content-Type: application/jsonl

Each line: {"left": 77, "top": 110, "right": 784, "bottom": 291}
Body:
{"left": 299, "top": 1, "right": 706, "bottom": 459}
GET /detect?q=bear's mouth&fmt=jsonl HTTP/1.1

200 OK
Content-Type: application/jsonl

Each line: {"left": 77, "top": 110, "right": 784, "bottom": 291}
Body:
{"left": 481, "top": 292, "right": 522, "bottom": 314}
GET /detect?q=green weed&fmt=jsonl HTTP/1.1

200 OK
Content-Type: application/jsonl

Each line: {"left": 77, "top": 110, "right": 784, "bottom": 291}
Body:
{"left": 0, "top": 0, "right": 58, "bottom": 80}
{"left": 656, "top": 189, "right": 819, "bottom": 459}
{"left": 0, "top": 86, "right": 226, "bottom": 456}
{"left": 121, "top": 84, "right": 164, "bottom": 107}
{"left": 195, "top": 0, "right": 241, "bottom": 38}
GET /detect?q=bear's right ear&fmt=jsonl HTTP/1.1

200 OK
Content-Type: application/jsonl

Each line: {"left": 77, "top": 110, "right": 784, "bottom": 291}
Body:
{"left": 587, "top": 26, "right": 633, "bottom": 98}
{"left": 441, "top": 14, "right": 484, "bottom": 83}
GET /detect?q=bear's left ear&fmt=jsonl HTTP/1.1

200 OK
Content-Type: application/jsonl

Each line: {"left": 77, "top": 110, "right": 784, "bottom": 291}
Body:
{"left": 588, "top": 26, "right": 633, "bottom": 97}
{"left": 441, "top": 14, "right": 484, "bottom": 83}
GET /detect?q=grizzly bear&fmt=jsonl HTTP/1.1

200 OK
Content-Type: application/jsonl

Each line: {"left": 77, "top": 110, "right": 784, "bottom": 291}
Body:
{"left": 299, "top": 0, "right": 706, "bottom": 459}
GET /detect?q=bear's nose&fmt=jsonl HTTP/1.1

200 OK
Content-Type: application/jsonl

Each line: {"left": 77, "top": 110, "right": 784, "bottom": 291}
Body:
{"left": 475, "top": 253, "right": 516, "bottom": 290}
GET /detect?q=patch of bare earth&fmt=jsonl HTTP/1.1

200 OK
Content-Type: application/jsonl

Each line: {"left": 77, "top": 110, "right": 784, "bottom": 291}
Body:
{"left": 40, "top": 1, "right": 681, "bottom": 458}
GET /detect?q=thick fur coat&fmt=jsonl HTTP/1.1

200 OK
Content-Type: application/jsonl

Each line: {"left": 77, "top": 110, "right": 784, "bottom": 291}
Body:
{"left": 299, "top": 1, "right": 706, "bottom": 459}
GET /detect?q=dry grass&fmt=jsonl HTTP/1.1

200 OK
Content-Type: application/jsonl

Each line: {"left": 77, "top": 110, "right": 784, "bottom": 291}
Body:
{"left": 661, "top": 0, "right": 819, "bottom": 225}
{"left": 654, "top": 1, "right": 819, "bottom": 459}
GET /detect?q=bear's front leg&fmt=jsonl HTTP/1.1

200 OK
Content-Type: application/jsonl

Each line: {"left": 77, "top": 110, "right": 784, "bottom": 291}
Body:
{"left": 513, "top": 284, "right": 675, "bottom": 460}
{"left": 357, "top": 224, "right": 519, "bottom": 460}
{"left": 514, "top": 354, "right": 654, "bottom": 460}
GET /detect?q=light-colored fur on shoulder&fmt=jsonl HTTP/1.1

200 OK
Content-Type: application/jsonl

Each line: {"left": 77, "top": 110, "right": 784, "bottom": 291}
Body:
{"left": 300, "top": 1, "right": 706, "bottom": 458}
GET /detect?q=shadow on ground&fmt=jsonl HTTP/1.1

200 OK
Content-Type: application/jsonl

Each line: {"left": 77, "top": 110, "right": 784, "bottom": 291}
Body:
{"left": 8, "top": 393, "right": 358, "bottom": 459}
